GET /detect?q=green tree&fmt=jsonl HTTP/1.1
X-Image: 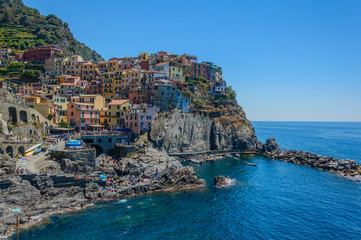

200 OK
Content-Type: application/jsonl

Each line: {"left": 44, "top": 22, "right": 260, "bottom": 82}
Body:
{"left": 226, "top": 86, "right": 236, "bottom": 100}
{"left": 1, "top": 10, "right": 12, "bottom": 24}
{"left": 19, "top": 70, "right": 40, "bottom": 80}
{"left": 59, "top": 121, "right": 68, "bottom": 128}
{"left": 8, "top": 62, "right": 25, "bottom": 71}
{"left": 47, "top": 114, "right": 53, "bottom": 121}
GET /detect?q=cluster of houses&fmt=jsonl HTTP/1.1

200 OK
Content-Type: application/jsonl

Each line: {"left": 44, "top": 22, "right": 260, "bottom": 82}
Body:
{"left": 0, "top": 46, "right": 227, "bottom": 134}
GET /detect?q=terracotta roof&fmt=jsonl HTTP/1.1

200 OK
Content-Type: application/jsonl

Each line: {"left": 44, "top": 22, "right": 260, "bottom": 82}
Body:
{"left": 108, "top": 100, "right": 130, "bottom": 105}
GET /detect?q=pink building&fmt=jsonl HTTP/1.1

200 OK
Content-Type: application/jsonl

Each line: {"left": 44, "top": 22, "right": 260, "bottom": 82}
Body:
{"left": 211, "top": 81, "right": 227, "bottom": 95}
{"left": 178, "top": 54, "right": 197, "bottom": 65}
{"left": 67, "top": 102, "right": 100, "bottom": 131}
{"left": 124, "top": 104, "right": 160, "bottom": 135}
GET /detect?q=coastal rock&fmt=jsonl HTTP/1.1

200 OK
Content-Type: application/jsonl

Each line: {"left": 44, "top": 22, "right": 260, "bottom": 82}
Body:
{"left": 115, "top": 147, "right": 182, "bottom": 177}
{"left": 262, "top": 138, "right": 281, "bottom": 153}
{"left": 33, "top": 175, "right": 54, "bottom": 191}
{"left": 146, "top": 110, "right": 258, "bottom": 153}
{"left": 4, "top": 178, "right": 41, "bottom": 206}
{"left": 214, "top": 175, "right": 235, "bottom": 187}
{"left": 263, "top": 149, "right": 361, "bottom": 179}
{"left": 114, "top": 147, "right": 205, "bottom": 192}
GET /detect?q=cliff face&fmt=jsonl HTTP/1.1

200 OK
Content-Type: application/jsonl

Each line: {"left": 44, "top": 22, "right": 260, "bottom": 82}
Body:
{"left": 147, "top": 109, "right": 258, "bottom": 153}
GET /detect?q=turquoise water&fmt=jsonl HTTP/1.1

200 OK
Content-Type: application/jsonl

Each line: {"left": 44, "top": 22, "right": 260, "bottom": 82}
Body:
{"left": 16, "top": 122, "right": 361, "bottom": 239}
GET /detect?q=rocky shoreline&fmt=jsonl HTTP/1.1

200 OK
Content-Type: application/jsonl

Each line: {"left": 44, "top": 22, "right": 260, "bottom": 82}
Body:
{"left": 1, "top": 137, "right": 360, "bottom": 238}
{"left": 0, "top": 147, "right": 205, "bottom": 238}
{"left": 258, "top": 138, "right": 361, "bottom": 180}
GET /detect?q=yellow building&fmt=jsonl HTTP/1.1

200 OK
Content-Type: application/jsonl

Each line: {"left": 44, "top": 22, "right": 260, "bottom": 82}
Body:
{"left": 103, "top": 100, "right": 133, "bottom": 128}
{"left": 106, "top": 60, "right": 119, "bottom": 72}
{"left": 53, "top": 96, "right": 68, "bottom": 124}
{"left": 101, "top": 72, "right": 114, "bottom": 100}
{"left": 138, "top": 52, "right": 149, "bottom": 60}
{"left": 75, "top": 61, "right": 99, "bottom": 81}
{"left": 170, "top": 65, "right": 183, "bottom": 77}
{"left": 71, "top": 94, "right": 105, "bottom": 109}
{"left": 57, "top": 75, "right": 70, "bottom": 85}
{"left": 113, "top": 70, "right": 123, "bottom": 99}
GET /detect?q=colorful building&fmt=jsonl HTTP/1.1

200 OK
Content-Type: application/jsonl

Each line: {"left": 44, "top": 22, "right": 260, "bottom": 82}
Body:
{"left": 103, "top": 99, "right": 133, "bottom": 129}
{"left": 23, "top": 46, "right": 63, "bottom": 62}
{"left": 124, "top": 104, "right": 159, "bottom": 135}
{"left": 67, "top": 94, "right": 105, "bottom": 130}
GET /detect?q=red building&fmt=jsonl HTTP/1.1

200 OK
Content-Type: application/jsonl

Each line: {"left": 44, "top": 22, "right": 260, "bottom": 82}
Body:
{"left": 23, "top": 46, "right": 63, "bottom": 62}
{"left": 86, "top": 79, "right": 103, "bottom": 95}
{"left": 191, "top": 62, "right": 210, "bottom": 80}
{"left": 140, "top": 60, "right": 150, "bottom": 70}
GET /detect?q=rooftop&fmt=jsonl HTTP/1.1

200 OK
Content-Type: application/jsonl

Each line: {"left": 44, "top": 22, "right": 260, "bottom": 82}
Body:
{"left": 108, "top": 100, "right": 130, "bottom": 105}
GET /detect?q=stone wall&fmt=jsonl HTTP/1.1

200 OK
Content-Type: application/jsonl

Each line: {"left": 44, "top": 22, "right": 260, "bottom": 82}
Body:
{"left": 19, "top": 174, "right": 106, "bottom": 188}
{"left": 0, "top": 88, "right": 55, "bottom": 137}
{"left": 0, "top": 142, "right": 34, "bottom": 157}
{"left": 81, "top": 135, "right": 130, "bottom": 154}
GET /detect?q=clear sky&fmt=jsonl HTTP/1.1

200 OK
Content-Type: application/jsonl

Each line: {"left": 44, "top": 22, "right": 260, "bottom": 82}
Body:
{"left": 24, "top": 0, "right": 361, "bottom": 122}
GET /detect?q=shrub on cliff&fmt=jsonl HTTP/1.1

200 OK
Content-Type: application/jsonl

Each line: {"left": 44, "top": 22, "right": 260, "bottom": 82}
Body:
{"left": 8, "top": 62, "right": 25, "bottom": 71}
{"left": 193, "top": 98, "right": 205, "bottom": 108}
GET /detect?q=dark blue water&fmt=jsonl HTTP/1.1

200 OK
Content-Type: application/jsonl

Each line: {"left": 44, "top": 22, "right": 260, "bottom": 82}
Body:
{"left": 16, "top": 122, "right": 361, "bottom": 239}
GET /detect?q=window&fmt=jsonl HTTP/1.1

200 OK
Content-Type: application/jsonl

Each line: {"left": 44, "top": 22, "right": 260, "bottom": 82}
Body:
{"left": 71, "top": 112, "right": 73, "bottom": 116}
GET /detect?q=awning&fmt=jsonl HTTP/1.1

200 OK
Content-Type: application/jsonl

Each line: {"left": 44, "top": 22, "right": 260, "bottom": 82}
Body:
{"left": 88, "top": 124, "right": 105, "bottom": 128}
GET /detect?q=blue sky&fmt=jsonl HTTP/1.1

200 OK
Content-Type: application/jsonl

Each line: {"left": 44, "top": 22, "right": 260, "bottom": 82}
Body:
{"left": 24, "top": 0, "right": 361, "bottom": 121}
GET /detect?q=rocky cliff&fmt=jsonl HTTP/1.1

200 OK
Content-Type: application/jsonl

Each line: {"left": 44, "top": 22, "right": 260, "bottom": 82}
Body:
{"left": 145, "top": 108, "right": 258, "bottom": 153}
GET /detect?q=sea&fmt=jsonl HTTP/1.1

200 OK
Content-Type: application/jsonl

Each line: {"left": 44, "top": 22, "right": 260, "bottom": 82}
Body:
{"left": 15, "top": 122, "right": 361, "bottom": 240}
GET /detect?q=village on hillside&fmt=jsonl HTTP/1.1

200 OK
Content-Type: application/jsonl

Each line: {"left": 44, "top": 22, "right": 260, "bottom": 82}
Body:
{"left": 0, "top": 46, "right": 227, "bottom": 139}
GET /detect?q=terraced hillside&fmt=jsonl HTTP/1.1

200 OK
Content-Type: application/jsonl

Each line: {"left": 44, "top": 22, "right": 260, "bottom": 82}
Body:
{"left": 0, "top": 0, "right": 103, "bottom": 63}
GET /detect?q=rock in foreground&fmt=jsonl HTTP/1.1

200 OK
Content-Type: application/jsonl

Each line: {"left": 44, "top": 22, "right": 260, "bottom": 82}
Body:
{"left": 214, "top": 175, "right": 236, "bottom": 187}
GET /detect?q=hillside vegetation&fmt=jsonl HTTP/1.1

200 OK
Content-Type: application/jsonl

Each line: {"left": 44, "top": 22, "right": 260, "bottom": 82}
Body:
{"left": 0, "top": 0, "right": 103, "bottom": 63}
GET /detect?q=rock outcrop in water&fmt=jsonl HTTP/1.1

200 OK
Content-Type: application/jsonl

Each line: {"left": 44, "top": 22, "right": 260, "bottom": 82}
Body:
{"left": 214, "top": 175, "right": 236, "bottom": 187}
{"left": 146, "top": 109, "right": 258, "bottom": 153}
{"left": 258, "top": 138, "right": 361, "bottom": 179}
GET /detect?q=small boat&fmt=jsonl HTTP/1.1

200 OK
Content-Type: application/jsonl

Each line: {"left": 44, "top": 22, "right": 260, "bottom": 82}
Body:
{"left": 25, "top": 143, "right": 42, "bottom": 153}
{"left": 65, "top": 140, "right": 83, "bottom": 147}
{"left": 24, "top": 150, "right": 34, "bottom": 157}
{"left": 190, "top": 159, "right": 201, "bottom": 164}
{"left": 48, "top": 146, "right": 59, "bottom": 151}
{"left": 246, "top": 161, "right": 257, "bottom": 166}
{"left": 34, "top": 147, "right": 42, "bottom": 154}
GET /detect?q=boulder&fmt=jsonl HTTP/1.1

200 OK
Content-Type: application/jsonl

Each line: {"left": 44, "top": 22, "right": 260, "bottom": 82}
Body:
{"left": 214, "top": 175, "right": 235, "bottom": 187}
{"left": 262, "top": 138, "right": 280, "bottom": 153}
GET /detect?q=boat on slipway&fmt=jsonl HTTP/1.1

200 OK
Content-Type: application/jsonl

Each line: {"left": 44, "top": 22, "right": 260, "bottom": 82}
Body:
{"left": 25, "top": 143, "right": 42, "bottom": 153}
{"left": 24, "top": 143, "right": 42, "bottom": 157}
